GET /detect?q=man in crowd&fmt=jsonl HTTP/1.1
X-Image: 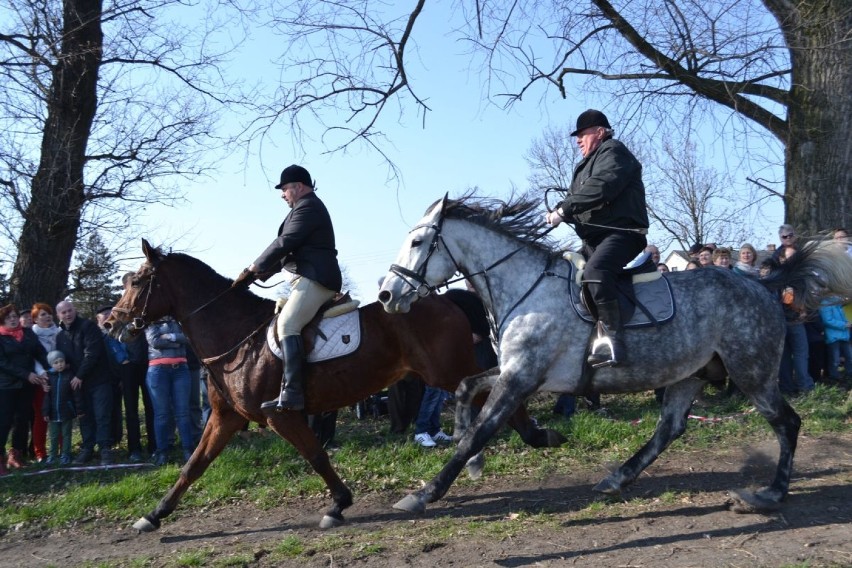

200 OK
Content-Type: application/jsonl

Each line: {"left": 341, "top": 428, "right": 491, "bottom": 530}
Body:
{"left": 55, "top": 300, "right": 115, "bottom": 465}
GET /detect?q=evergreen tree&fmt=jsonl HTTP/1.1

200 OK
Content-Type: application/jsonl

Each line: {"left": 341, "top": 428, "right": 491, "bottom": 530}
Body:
{"left": 0, "top": 271, "right": 9, "bottom": 305}
{"left": 68, "top": 232, "right": 122, "bottom": 319}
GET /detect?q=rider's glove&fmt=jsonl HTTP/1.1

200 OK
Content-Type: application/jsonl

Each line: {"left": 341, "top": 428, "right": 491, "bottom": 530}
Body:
{"left": 232, "top": 268, "right": 256, "bottom": 290}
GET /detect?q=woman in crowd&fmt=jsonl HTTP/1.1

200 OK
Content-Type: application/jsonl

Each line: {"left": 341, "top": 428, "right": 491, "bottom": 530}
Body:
{"left": 0, "top": 304, "right": 49, "bottom": 474}
{"left": 712, "top": 247, "right": 732, "bottom": 269}
{"left": 28, "top": 303, "right": 59, "bottom": 462}
{"left": 733, "top": 243, "right": 759, "bottom": 277}
{"left": 145, "top": 316, "right": 195, "bottom": 465}
{"left": 696, "top": 247, "right": 714, "bottom": 267}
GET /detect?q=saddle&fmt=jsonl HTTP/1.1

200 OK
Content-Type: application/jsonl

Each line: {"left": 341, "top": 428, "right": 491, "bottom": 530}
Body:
{"left": 563, "top": 251, "right": 675, "bottom": 329}
{"left": 267, "top": 292, "right": 362, "bottom": 362}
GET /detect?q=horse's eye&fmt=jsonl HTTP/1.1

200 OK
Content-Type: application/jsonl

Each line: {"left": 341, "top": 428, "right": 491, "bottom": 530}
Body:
{"left": 411, "top": 238, "right": 423, "bottom": 248}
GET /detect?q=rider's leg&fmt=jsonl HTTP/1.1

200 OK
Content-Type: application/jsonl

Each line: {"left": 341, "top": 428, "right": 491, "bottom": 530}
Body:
{"left": 583, "top": 232, "right": 646, "bottom": 367}
{"left": 262, "top": 276, "right": 336, "bottom": 412}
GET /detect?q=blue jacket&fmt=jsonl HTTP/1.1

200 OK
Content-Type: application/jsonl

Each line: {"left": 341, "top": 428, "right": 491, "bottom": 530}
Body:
{"left": 819, "top": 302, "right": 850, "bottom": 344}
{"left": 145, "top": 319, "right": 188, "bottom": 361}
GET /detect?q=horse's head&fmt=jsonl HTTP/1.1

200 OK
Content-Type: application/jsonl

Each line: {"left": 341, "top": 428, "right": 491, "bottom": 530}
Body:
{"left": 379, "top": 194, "right": 460, "bottom": 313}
{"left": 105, "top": 239, "right": 174, "bottom": 339}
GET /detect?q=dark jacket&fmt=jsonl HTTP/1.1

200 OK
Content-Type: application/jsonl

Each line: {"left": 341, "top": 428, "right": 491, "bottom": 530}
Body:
{"left": 557, "top": 137, "right": 649, "bottom": 242}
{"left": 123, "top": 332, "right": 149, "bottom": 365}
{"left": 43, "top": 368, "right": 84, "bottom": 421}
{"left": 253, "top": 191, "right": 342, "bottom": 292}
{"left": 0, "top": 329, "right": 49, "bottom": 390}
{"left": 56, "top": 316, "right": 112, "bottom": 387}
{"left": 145, "top": 319, "right": 188, "bottom": 361}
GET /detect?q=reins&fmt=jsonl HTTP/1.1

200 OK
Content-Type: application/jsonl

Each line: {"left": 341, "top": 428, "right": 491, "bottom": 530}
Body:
{"left": 115, "top": 265, "right": 274, "bottom": 365}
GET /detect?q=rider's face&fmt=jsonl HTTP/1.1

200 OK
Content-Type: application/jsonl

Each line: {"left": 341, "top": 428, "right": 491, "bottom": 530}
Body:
{"left": 280, "top": 183, "right": 306, "bottom": 208}
{"left": 575, "top": 127, "right": 606, "bottom": 158}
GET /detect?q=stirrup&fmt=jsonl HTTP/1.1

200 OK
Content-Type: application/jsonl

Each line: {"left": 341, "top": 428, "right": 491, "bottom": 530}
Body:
{"left": 587, "top": 321, "right": 619, "bottom": 368}
{"left": 588, "top": 335, "right": 618, "bottom": 368}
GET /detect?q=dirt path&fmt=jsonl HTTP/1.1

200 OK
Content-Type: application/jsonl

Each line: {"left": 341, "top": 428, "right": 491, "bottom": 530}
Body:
{"left": 4, "top": 433, "right": 852, "bottom": 567}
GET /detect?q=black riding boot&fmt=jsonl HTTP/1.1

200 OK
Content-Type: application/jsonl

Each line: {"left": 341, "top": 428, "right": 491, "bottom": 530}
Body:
{"left": 262, "top": 336, "right": 306, "bottom": 412}
{"left": 587, "top": 300, "right": 626, "bottom": 368}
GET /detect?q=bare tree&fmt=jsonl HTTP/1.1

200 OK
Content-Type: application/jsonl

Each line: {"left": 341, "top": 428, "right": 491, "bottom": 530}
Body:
{"left": 0, "top": 0, "right": 245, "bottom": 307}
{"left": 257, "top": 0, "right": 850, "bottom": 234}
{"left": 644, "top": 138, "right": 755, "bottom": 252}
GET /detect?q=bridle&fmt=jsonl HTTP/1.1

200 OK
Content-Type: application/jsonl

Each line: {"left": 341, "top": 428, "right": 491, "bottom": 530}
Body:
{"left": 387, "top": 210, "right": 454, "bottom": 299}
{"left": 387, "top": 207, "right": 557, "bottom": 337}
{"left": 111, "top": 270, "right": 157, "bottom": 331}
{"left": 111, "top": 265, "right": 237, "bottom": 330}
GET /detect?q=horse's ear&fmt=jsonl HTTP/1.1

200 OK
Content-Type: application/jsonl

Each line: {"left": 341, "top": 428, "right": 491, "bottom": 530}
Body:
{"left": 141, "top": 239, "right": 163, "bottom": 267}
{"left": 440, "top": 192, "right": 449, "bottom": 215}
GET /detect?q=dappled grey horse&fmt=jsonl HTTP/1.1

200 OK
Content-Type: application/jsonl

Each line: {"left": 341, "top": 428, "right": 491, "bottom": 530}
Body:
{"left": 379, "top": 195, "right": 852, "bottom": 515}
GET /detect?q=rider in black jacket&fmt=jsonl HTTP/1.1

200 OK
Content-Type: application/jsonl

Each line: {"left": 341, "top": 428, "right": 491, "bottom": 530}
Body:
{"left": 232, "top": 165, "right": 342, "bottom": 411}
{"left": 546, "top": 110, "right": 649, "bottom": 367}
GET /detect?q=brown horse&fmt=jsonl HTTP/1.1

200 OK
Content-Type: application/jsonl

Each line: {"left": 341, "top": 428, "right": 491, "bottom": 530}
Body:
{"left": 107, "top": 240, "right": 565, "bottom": 532}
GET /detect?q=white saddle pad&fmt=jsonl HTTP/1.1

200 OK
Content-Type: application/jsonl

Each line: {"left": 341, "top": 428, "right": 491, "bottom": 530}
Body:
{"left": 266, "top": 309, "right": 361, "bottom": 363}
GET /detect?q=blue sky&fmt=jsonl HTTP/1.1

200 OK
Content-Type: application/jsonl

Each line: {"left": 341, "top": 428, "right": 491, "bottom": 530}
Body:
{"left": 120, "top": 3, "right": 784, "bottom": 301}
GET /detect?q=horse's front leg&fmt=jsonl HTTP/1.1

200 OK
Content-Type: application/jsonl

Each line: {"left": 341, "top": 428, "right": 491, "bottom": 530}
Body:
{"left": 453, "top": 369, "right": 499, "bottom": 480}
{"left": 265, "top": 413, "right": 353, "bottom": 529}
{"left": 133, "top": 405, "right": 246, "bottom": 532}
{"left": 454, "top": 369, "right": 567, "bottom": 480}
{"left": 395, "top": 369, "right": 542, "bottom": 514}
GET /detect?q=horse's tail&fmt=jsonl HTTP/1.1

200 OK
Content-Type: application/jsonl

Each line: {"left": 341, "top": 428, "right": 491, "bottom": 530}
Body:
{"left": 760, "top": 241, "right": 852, "bottom": 312}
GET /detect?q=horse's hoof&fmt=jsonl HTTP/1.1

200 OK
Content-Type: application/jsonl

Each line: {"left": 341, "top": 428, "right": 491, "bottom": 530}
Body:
{"left": 544, "top": 429, "right": 567, "bottom": 447}
{"left": 727, "top": 488, "right": 781, "bottom": 514}
{"left": 132, "top": 516, "right": 158, "bottom": 532}
{"left": 393, "top": 493, "right": 426, "bottom": 514}
{"left": 592, "top": 477, "right": 622, "bottom": 495}
{"left": 319, "top": 514, "right": 344, "bottom": 529}
{"left": 466, "top": 454, "right": 484, "bottom": 481}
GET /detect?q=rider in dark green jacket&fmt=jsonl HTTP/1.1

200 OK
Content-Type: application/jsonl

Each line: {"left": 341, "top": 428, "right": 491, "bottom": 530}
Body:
{"left": 546, "top": 110, "right": 649, "bottom": 367}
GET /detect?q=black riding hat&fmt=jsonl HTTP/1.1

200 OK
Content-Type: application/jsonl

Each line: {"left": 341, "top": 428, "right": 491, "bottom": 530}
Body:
{"left": 570, "top": 109, "right": 612, "bottom": 136}
{"left": 275, "top": 165, "right": 313, "bottom": 189}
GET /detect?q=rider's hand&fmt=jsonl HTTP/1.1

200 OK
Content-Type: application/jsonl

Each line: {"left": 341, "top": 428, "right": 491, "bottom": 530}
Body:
{"left": 545, "top": 210, "right": 564, "bottom": 227}
{"left": 232, "top": 268, "right": 256, "bottom": 290}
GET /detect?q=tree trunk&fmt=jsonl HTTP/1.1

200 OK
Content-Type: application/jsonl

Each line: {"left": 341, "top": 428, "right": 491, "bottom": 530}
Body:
{"left": 9, "top": 0, "right": 103, "bottom": 308}
{"left": 782, "top": 0, "right": 852, "bottom": 235}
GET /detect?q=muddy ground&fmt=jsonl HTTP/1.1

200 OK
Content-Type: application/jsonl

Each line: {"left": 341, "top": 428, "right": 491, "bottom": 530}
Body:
{"left": 3, "top": 433, "right": 851, "bottom": 567}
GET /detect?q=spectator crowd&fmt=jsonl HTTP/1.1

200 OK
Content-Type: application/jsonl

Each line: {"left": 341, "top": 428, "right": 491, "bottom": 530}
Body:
{"left": 0, "top": 273, "right": 209, "bottom": 475}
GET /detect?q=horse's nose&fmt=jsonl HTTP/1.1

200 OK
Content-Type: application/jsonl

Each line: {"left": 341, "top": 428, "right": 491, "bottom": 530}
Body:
{"left": 103, "top": 321, "right": 113, "bottom": 330}
{"left": 378, "top": 289, "right": 392, "bottom": 304}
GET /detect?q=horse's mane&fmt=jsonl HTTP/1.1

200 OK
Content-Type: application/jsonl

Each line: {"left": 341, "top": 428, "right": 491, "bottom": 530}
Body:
{"left": 164, "top": 251, "right": 231, "bottom": 286}
{"left": 434, "top": 192, "right": 556, "bottom": 253}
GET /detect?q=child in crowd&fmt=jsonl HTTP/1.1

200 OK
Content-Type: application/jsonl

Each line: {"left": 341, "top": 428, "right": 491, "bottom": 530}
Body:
{"left": 819, "top": 299, "right": 852, "bottom": 383}
{"left": 42, "top": 350, "right": 84, "bottom": 465}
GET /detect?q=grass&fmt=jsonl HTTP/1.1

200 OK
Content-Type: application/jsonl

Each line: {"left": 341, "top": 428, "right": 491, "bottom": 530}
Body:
{"left": 1, "top": 385, "right": 850, "bottom": 536}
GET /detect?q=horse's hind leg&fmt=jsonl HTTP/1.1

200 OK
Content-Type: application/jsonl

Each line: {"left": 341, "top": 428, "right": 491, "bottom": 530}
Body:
{"left": 265, "top": 414, "right": 353, "bottom": 529}
{"left": 729, "top": 386, "right": 800, "bottom": 513}
{"left": 593, "top": 377, "right": 704, "bottom": 495}
{"left": 133, "top": 405, "right": 246, "bottom": 532}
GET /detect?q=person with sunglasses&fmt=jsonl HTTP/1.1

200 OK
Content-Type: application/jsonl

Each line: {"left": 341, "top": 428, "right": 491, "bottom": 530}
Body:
{"left": 773, "top": 224, "right": 798, "bottom": 261}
